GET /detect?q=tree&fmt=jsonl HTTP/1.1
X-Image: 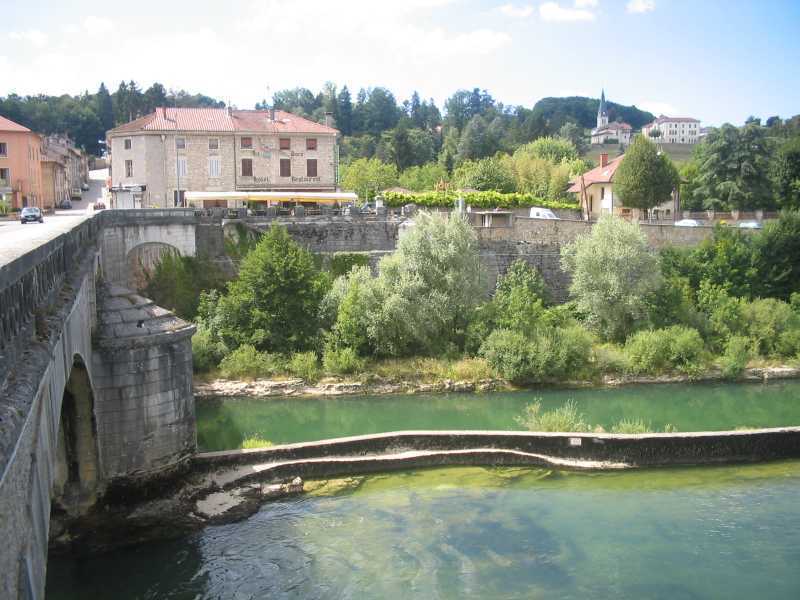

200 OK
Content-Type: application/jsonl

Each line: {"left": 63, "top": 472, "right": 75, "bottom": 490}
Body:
{"left": 214, "top": 224, "right": 328, "bottom": 353}
{"left": 558, "top": 122, "right": 588, "bottom": 155}
{"left": 694, "top": 122, "right": 774, "bottom": 210}
{"left": 453, "top": 156, "right": 515, "bottom": 192}
{"left": 457, "top": 115, "right": 494, "bottom": 161}
{"left": 613, "top": 135, "right": 679, "bottom": 213}
{"left": 337, "top": 85, "right": 353, "bottom": 135}
{"left": 561, "top": 215, "right": 662, "bottom": 341}
{"left": 491, "top": 260, "right": 548, "bottom": 335}
{"left": 143, "top": 83, "right": 168, "bottom": 114}
{"left": 771, "top": 137, "right": 800, "bottom": 209}
{"left": 95, "top": 83, "right": 115, "bottom": 132}
{"left": 362, "top": 87, "right": 400, "bottom": 135}
{"left": 398, "top": 162, "right": 448, "bottom": 191}
{"left": 515, "top": 136, "right": 579, "bottom": 164}
{"left": 340, "top": 158, "right": 398, "bottom": 200}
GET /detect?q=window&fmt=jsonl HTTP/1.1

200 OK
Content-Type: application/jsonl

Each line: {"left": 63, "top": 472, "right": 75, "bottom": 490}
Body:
{"left": 209, "top": 138, "right": 219, "bottom": 150}
{"left": 176, "top": 137, "right": 186, "bottom": 150}
{"left": 124, "top": 138, "right": 132, "bottom": 150}
{"left": 177, "top": 156, "right": 188, "bottom": 177}
{"left": 280, "top": 158, "right": 291, "bottom": 177}
{"left": 0, "top": 167, "right": 8, "bottom": 183}
{"left": 208, "top": 157, "right": 221, "bottom": 178}
{"left": 241, "top": 158, "right": 253, "bottom": 177}
{"left": 279, "top": 138, "right": 291, "bottom": 150}
{"left": 306, "top": 138, "right": 317, "bottom": 151}
{"left": 0, "top": 142, "right": 6, "bottom": 156}
{"left": 125, "top": 160, "right": 133, "bottom": 178}
{"left": 241, "top": 137, "right": 253, "bottom": 149}
{"left": 306, "top": 159, "right": 317, "bottom": 177}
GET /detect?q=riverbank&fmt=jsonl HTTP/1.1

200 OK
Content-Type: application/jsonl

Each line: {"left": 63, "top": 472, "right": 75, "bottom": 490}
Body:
{"left": 193, "top": 364, "right": 800, "bottom": 399}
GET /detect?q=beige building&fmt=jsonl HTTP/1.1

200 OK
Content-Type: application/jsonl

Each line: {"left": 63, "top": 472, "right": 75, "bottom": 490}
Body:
{"left": 41, "top": 149, "right": 69, "bottom": 208}
{"left": 642, "top": 115, "right": 701, "bottom": 144}
{"left": 107, "top": 107, "right": 339, "bottom": 208}
{"left": 568, "top": 152, "right": 677, "bottom": 221}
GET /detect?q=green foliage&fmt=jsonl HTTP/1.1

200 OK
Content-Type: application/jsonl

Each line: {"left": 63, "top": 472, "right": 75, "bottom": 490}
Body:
{"left": 561, "top": 216, "right": 662, "bottom": 341}
{"left": 610, "top": 418, "right": 652, "bottom": 434}
{"left": 191, "top": 324, "right": 228, "bottom": 373}
{"left": 382, "top": 190, "right": 577, "bottom": 210}
{"left": 143, "top": 251, "right": 226, "bottom": 320}
{"left": 0, "top": 199, "right": 10, "bottom": 216}
{"left": 719, "top": 336, "right": 752, "bottom": 379}
{"left": 613, "top": 135, "right": 680, "bottom": 211}
{"left": 453, "top": 156, "right": 516, "bottom": 192}
{"left": 740, "top": 298, "right": 800, "bottom": 357}
{"left": 240, "top": 436, "right": 273, "bottom": 449}
{"left": 223, "top": 222, "right": 259, "bottom": 263}
{"left": 218, "top": 345, "right": 285, "bottom": 379}
{"left": 516, "top": 136, "right": 579, "bottom": 164}
{"left": 287, "top": 352, "right": 321, "bottom": 382}
{"left": 530, "top": 96, "right": 654, "bottom": 131}
{"left": 558, "top": 122, "right": 588, "bottom": 155}
{"left": 398, "top": 162, "right": 449, "bottom": 191}
{"left": 214, "top": 223, "right": 328, "bottom": 353}
{"left": 693, "top": 122, "right": 774, "bottom": 210}
{"left": 328, "top": 252, "right": 371, "bottom": 279}
{"left": 624, "top": 326, "right": 706, "bottom": 375}
{"left": 751, "top": 211, "right": 800, "bottom": 301}
{"left": 515, "top": 400, "right": 590, "bottom": 432}
{"left": 593, "top": 343, "right": 630, "bottom": 374}
{"left": 340, "top": 158, "right": 399, "bottom": 200}
{"left": 491, "top": 260, "right": 548, "bottom": 336}
{"left": 322, "top": 346, "right": 366, "bottom": 375}
{"left": 771, "top": 137, "right": 800, "bottom": 209}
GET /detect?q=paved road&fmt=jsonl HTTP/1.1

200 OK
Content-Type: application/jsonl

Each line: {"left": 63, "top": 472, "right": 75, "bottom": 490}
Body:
{"left": 0, "top": 169, "right": 106, "bottom": 268}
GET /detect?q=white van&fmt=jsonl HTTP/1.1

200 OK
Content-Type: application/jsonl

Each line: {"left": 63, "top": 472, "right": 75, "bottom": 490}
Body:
{"left": 529, "top": 207, "right": 559, "bottom": 220}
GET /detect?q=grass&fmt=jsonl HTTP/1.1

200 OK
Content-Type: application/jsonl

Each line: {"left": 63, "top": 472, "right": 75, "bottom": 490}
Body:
{"left": 367, "top": 357, "right": 496, "bottom": 383}
{"left": 515, "top": 400, "right": 590, "bottom": 432}
{"left": 583, "top": 142, "right": 696, "bottom": 166}
{"left": 610, "top": 418, "right": 652, "bottom": 434}
{"left": 240, "top": 435, "right": 273, "bottom": 449}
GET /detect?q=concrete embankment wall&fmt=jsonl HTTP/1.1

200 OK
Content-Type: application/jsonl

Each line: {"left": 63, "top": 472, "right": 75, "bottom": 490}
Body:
{"left": 194, "top": 427, "right": 800, "bottom": 482}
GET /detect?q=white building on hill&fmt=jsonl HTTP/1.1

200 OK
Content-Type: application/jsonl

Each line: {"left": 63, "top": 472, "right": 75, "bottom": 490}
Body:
{"left": 590, "top": 90, "right": 632, "bottom": 145}
{"left": 642, "top": 115, "right": 701, "bottom": 144}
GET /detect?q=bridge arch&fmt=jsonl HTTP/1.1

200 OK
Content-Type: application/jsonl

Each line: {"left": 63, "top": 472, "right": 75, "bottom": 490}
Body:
{"left": 126, "top": 242, "right": 181, "bottom": 292}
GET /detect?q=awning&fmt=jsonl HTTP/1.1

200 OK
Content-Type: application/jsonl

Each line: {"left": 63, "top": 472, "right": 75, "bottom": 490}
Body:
{"left": 184, "top": 191, "right": 358, "bottom": 205}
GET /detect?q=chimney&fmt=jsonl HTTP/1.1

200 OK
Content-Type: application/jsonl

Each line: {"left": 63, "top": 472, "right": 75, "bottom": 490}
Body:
{"left": 160, "top": 106, "right": 166, "bottom": 118}
{"left": 226, "top": 105, "right": 232, "bottom": 116}
{"left": 600, "top": 153, "right": 609, "bottom": 168}
{"left": 324, "top": 111, "right": 335, "bottom": 128}
{"left": 270, "top": 107, "right": 276, "bottom": 121}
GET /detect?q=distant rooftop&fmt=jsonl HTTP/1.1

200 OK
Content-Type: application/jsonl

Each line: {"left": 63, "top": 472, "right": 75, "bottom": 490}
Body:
{"left": 0, "top": 115, "right": 32, "bottom": 133}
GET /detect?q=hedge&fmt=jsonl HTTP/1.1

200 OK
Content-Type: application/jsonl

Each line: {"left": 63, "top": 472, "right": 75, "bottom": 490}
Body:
{"left": 383, "top": 191, "right": 579, "bottom": 210}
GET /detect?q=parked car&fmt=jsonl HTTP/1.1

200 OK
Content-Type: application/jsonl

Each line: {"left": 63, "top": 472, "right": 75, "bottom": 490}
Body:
{"left": 20, "top": 206, "right": 43, "bottom": 224}
{"left": 737, "top": 220, "right": 763, "bottom": 229}
{"left": 674, "top": 219, "right": 703, "bottom": 227}
{"left": 81, "top": 182, "right": 90, "bottom": 191}
{"left": 58, "top": 199, "right": 72, "bottom": 209}
{"left": 529, "top": 207, "right": 559, "bottom": 220}
{"left": 93, "top": 201, "right": 106, "bottom": 211}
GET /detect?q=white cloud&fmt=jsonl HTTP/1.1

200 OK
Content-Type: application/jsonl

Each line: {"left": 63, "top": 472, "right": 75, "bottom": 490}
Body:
{"left": 499, "top": 3, "right": 535, "bottom": 18}
{"left": 574, "top": 0, "right": 598, "bottom": 7}
{"left": 539, "top": 2, "right": 596, "bottom": 22}
{"left": 626, "top": 0, "right": 655, "bottom": 14}
{"left": 83, "top": 16, "right": 114, "bottom": 36}
{"left": 639, "top": 100, "right": 679, "bottom": 116}
{"left": 9, "top": 29, "right": 48, "bottom": 47}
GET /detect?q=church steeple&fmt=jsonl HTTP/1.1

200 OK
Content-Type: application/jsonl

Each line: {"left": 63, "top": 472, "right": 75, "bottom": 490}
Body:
{"left": 597, "top": 89, "right": 608, "bottom": 128}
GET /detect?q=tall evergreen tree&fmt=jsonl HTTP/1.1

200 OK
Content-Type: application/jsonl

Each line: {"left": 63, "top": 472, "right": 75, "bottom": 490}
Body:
{"left": 337, "top": 85, "right": 353, "bottom": 135}
{"left": 95, "top": 82, "right": 115, "bottom": 131}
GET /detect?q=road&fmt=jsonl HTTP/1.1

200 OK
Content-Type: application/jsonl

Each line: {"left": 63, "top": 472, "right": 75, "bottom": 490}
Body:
{"left": 0, "top": 168, "right": 107, "bottom": 268}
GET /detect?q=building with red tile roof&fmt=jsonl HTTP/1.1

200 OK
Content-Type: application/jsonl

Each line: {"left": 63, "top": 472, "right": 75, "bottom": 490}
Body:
{"left": 107, "top": 107, "right": 339, "bottom": 208}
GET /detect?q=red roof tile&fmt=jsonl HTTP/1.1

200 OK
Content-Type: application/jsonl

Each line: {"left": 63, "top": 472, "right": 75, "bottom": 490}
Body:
{"left": 0, "top": 114, "right": 32, "bottom": 132}
{"left": 568, "top": 155, "right": 625, "bottom": 193}
{"left": 108, "top": 108, "right": 338, "bottom": 136}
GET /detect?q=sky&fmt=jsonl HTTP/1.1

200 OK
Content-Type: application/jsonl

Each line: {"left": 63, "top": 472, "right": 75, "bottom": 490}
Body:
{"left": 3, "top": 0, "right": 799, "bottom": 126}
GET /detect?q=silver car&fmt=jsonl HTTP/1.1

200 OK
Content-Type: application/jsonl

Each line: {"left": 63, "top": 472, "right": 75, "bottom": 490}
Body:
{"left": 674, "top": 218, "right": 702, "bottom": 227}
{"left": 737, "top": 220, "right": 763, "bottom": 229}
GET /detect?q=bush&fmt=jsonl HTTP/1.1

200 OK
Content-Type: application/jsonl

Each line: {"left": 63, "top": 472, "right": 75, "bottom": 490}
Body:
{"left": 382, "top": 190, "right": 577, "bottom": 210}
{"left": 323, "top": 346, "right": 365, "bottom": 375}
{"left": 610, "top": 418, "right": 652, "bottom": 434}
{"left": 719, "top": 335, "right": 752, "bottom": 379}
{"left": 218, "top": 345, "right": 284, "bottom": 379}
{"left": 328, "top": 252, "right": 371, "bottom": 279}
{"left": 593, "top": 343, "right": 630, "bottom": 374}
{"left": 240, "top": 435, "right": 273, "bottom": 449}
{"left": 288, "top": 351, "right": 321, "bottom": 382}
{"left": 191, "top": 325, "right": 228, "bottom": 373}
{"left": 479, "top": 329, "right": 532, "bottom": 384}
{"left": 143, "top": 252, "right": 226, "bottom": 320}
{"left": 445, "top": 358, "right": 495, "bottom": 381}
{"left": 515, "top": 400, "right": 590, "bottom": 432}
{"left": 625, "top": 326, "right": 706, "bottom": 375}
{"left": 741, "top": 298, "right": 800, "bottom": 357}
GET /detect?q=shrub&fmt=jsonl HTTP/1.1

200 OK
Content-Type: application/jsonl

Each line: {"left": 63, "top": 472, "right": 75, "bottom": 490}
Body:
{"left": 143, "top": 252, "right": 226, "bottom": 320}
{"left": 445, "top": 358, "right": 495, "bottom": 381}
{"left": 192, "top": 325, "right": 229, "bottom": 373}
{"left": 610, "top": 418, "right": 652, "bottom": 434}
{"left": 515, "top": 400, "right": 590, "bottom": 433}
{"left": 323, "top": 346, "right": 365, "bottom": 375}
{"left": 288, "top": 351, "right": 321, "bottom": 382}
{"left": 741, "top": 298, "right": 800, "bottom": 357}
{"left": 328, "top": 252, "right": 371, "bottom": 279}
{"left": 218, "top": 345, "right": 284, "bottom": 379}
{"left": 719, "top": 335, "right": 752, "bottom": 379}
{"left": 479, "top": 329, "right": 532, "bottom": 384}
{"left": 625, "top": 326, "right": 705, "bottom": 375}
{"left": 382, "top": 190, "right": 577, "bottom": 210}
{"left": 593, "top": 343, "right": 630, "bottom": 374}
{"left": 240, "top": 435, "right": 273, "bottom": 449}
{"left": 776, "top": 329, "right": 800, "bottom": 359}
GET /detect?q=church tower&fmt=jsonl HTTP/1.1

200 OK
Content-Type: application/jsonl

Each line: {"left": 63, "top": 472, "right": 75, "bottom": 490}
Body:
{"left": 597, "top": 89, "right": 609, "bottom": 128}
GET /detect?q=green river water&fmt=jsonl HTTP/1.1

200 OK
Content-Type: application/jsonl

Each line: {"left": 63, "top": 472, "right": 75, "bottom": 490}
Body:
{"left": 196, "top": 380, "right": 800, "bottom": 450}
{"left": 48, "top": 461, "right": 800, "bottom": 599}
{"left": 47, "top": 381, "right": 800, "bottom": 598}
